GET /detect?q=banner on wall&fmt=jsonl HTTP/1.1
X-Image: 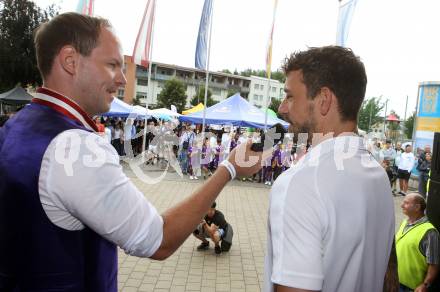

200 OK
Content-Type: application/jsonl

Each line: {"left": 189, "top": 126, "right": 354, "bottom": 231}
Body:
{"left": 414, "top": 82, "right": 440, "bottom": 150}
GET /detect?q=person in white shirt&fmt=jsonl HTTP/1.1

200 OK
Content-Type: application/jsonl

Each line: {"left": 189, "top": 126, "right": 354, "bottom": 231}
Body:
{"left": 0, "top": 12, "right": 267, "bottom": 290}
{"left": 104, "top": 122, "right": 112, "bottom": 144}
{"left": 397, "top": 144, "right": 416, "bottom": 195}
{"left": 265, "top": 46, "right": 395, "bottom": 292}
{"left": 221, "top": 130, "right": 232, "bottom": 161}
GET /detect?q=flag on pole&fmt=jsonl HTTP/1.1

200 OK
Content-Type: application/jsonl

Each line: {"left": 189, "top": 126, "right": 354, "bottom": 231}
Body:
{"left": 195, "top": 0, "right": 213, "bottom": 70}
{"left": 266, "top": 0, "right": 278, "bottom": 79}
{"left": 336, "top": 0, "right": 358, "bottom": 47}
{"left": 132, "top": 0, "right": 156, "bottom": 67}
{"left": 76, "top": 0, "right": 94, "bottom": 16}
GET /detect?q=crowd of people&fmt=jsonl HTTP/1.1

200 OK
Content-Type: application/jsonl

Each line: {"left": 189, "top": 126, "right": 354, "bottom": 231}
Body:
{"left": 95, "top": 117, "right": 300, "bottom": 185}
{"left": 175, "top": 125, "right": 299, "bottom": 185}
{"left": 367, "top": 139, "right": 432, "bottom": 197}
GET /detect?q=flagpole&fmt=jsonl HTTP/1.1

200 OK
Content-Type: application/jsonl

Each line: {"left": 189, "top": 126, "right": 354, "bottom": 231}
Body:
{"left": 412, "top": 85, "right": 422, "bottom": 141}
{"left": 201, "top": 0, "right": 214, "bottom": 137}
{"left": 263, "top": 78, "right": 272, "bottom": 131}
{"left": 142, "top": 0, "right": 157, "bottom": 155}
{"left": 263, "top": 0, "right": 278, "bottom": 131}
{"left": 336, "top": 0, "right": 342, "bottom": 45}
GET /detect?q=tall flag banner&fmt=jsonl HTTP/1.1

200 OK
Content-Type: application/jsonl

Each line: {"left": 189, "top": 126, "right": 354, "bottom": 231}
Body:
{"left": 266, "top": 0, "right": 278, "bottom": 79}
{"left": 336, "top": 0, "right": 358, "bottom": 47}
{"left": 263, "top": 0, "right": 278, "bottom": 130}
{"left": 195, "top": 0, "right": 214, "bottom": 70}
{"left": 76, "top": 0, "right": 94, "bottom": 16}
{"left": 132, "top": 0, "right": 156, "bottom": 67}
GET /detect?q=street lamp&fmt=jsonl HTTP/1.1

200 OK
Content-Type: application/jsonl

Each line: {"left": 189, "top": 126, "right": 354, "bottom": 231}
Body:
{"left": 383, "top": 98, "right": 389, "bottom": 138}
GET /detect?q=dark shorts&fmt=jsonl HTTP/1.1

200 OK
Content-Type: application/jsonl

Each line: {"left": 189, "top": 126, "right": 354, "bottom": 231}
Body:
{"left": 397, "top": 169, "right": 411, "bottom": 180}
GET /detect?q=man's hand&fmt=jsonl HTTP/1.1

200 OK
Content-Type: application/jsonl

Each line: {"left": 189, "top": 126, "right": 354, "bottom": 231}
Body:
{"left": 414, "top": 284, "right": 427, "bottom": 292}
{"left": 228, "top": 140, "right": 271, "bottom": 177}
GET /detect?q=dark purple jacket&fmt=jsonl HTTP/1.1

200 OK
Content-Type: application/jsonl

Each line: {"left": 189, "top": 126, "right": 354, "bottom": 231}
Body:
{"left": 0, "top": 103, "right": 117, "bottom": 291}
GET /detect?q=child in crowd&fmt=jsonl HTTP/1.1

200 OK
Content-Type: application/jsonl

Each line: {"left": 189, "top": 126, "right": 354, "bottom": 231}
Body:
{"left": 201, "top": 138, "right": 211, "bottom": 179}
{"left": 188, "top": 140, "right": 200, "bottom": 180}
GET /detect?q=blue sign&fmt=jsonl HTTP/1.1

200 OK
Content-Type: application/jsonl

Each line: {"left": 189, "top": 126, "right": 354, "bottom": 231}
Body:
{"left": 418, "top": 84, "right": 440, "bottom": 118}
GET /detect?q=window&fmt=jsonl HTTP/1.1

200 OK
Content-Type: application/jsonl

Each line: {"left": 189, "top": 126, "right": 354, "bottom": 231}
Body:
{"left": 260, "top": 85, "right": 264, "bottom": 90}
{"left": 138, "top": 79, "right": 148, "bottom": 86}
{"left": 254, "top": 84, "right": 259, "bottom": 90}
{"left": 272, "top": 87, "right": 276, "bottom": 92}
{"left": 254, "top": 94, "right": 259, "bottom": 100}
{"left": 136, "top": 92, "right": 147, "bottom": 99}
{"left": 259, "top": 95, "right": 263, "bottom": 101}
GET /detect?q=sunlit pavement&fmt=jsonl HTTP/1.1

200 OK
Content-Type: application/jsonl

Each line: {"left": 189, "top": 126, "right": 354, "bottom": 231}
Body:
{"left": 117, "top": 164, "right": 407, "bottom": 292}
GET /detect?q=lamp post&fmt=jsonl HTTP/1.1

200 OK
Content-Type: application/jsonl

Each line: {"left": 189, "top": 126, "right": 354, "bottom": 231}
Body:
{"left": 383, "top": 99, "right": 388, "bottom": 138}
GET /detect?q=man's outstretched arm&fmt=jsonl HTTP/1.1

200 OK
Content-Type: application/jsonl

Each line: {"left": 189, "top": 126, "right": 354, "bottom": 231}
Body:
{"left": 151, "top": 140, "right": 266, "bottom": 260}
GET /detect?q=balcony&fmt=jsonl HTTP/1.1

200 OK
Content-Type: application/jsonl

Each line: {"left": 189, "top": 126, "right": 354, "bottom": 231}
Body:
{"left": 153, "top": 73, "right": 173, "bottom": 81}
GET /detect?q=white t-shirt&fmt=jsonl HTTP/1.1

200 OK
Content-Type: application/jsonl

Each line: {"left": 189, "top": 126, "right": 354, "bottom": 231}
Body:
{"left": 113, "top": 128, "right": 122, "bottom": 140}
{"left": 221, "top": 133, "right": 231, "bottom": 154}
{"left": 264, "top": 136, "right": 395, "bottom": 292}
{"left": 104, "top": 127, "right": 112, "bottom": 144}
{"left": 398, "top": 152, "right": 415, "bottom": 172}
{"left": 39, "top": 129, "right": 163, "bottom": 258}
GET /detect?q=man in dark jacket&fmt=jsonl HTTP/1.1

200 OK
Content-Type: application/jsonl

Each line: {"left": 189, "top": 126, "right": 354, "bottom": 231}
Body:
{"left": 193, "top": 202, "right": 231, "bottom": 254}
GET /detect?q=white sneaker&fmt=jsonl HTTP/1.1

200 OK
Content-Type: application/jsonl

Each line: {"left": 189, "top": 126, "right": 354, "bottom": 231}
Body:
{"left": 194, "top": 176, "right": 199, "bottom": 180}
{"left": 189, "top": 176, "right": 194, "bottom": 180}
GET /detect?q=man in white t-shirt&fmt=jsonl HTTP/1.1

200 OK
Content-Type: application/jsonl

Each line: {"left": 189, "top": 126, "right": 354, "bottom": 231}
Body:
{"left": 397, "top": 144, "right": 416, "bottom": 195}
{"left": 264, "top": 46, "right": 395, "bottom": 292}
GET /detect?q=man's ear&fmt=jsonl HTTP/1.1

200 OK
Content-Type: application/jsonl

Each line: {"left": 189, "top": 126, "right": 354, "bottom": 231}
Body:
{"left": 57, "top": 45, "right": 79, "bottom": 76}
{"left": 318, "top": 87, "right": 334, "bottom": 116}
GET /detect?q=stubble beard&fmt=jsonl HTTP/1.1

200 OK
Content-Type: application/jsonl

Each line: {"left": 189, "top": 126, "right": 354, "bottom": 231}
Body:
{"left": 286, "top": 104, "right": 316, "bottom": 145}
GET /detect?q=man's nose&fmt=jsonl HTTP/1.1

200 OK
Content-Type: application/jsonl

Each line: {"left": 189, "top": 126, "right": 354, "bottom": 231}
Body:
{"left": 278, "top": 98, "right": 287, "bottom": 114}
{"left": 116, "top": 70, "right": 127, "bottom": 87}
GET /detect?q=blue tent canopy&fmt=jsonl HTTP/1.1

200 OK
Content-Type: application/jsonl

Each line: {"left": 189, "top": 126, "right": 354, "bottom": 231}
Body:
{"left": 179, "top": 93, "right": 289, "bottom": 129}
{"left": 102, "top": 97, "right": 149, "bottom": 119}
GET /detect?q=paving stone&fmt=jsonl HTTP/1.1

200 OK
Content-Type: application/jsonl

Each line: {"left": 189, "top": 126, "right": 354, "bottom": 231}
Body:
{"left": 115, "top": 170, "right": 406, "bottom": 292}
{"left": 124, "top": 278, "right": 142, "bottom": 287}
{"left": 155, "top": 280, "right": 171, "bottom": 289}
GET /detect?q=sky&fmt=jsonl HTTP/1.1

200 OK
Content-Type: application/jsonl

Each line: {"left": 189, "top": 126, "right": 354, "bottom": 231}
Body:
{"left": 32, "top": 0, "right": 440, "bottom": 119}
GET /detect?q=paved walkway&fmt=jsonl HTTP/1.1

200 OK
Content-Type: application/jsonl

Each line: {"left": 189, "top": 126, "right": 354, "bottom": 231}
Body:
{"left": 117, "top": 164, "right": 406, "bottom": 292}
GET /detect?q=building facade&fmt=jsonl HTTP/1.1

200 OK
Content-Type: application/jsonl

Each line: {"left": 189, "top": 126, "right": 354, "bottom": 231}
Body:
{"left": 119, "top": 56, "right": 285, "bottom": 110}
{"left": 248, "top": 75, "right": 284, "bottom": 109}
{"left": 120, "top": 56, "right": 253, "bottom": 108}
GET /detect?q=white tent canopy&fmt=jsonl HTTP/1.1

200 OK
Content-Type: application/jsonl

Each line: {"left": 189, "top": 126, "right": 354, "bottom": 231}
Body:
{"left": 149, "top": 108, "right": 181, "bottom": 117}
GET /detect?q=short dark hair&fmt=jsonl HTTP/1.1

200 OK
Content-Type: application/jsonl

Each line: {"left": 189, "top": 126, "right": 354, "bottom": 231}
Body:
{"left": 282, "top": 46, "right": 367, "bottom": 121}
{"left": 34, "top": 12, "right": 111, "bottom": 78}
{"left": 211, "top": 202, "right": 216, "bottom": 209}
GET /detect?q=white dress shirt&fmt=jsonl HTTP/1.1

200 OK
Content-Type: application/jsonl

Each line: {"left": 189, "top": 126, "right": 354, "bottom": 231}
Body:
{"left": 39, "top": 129, "right": 163, "bottom": 258}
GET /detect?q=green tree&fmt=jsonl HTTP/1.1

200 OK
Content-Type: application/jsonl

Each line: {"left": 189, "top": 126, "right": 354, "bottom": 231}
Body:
{"left": 268, "top": 98, "right": 282, "bottom": 117}
{"left": 219, "top": 69, "right": 231, "bottom": 74}
{"left": 403, "top": 112, "right": 415, "bottom": 139}
{"left": 0, "top": 0, "right": 58, "bottom": 91}
{"left": 270, "top": 71, "right": 286, "bottom": 83}
{"left": 156, "top": 79, "right": 187, "bottom": 113}
{"left": 357, "top": 97, "right": 384, "bottom": 131}
{"left": 189, "top": 86, "right": 217, "bottom": 107}
{"left": 226, "top": 89, "right": 237, "bottom": 98}
{"left": 238, "top": 69, "right": 285, "bottom": 83}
